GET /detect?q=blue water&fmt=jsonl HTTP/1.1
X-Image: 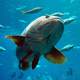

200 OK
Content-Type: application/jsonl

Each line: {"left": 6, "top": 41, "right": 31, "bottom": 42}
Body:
{"left": 0, "top": 0, "right": 80, "bottom": 80}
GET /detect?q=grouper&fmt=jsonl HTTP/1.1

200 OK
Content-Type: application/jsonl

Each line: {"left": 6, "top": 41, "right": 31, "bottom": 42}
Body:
{"left": 5, "top": 13, "right": 76, "bottom": 70}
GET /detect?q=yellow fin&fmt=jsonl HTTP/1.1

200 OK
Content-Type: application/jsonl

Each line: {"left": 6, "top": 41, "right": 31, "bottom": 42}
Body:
{"left": 44, "top": 47, "right": 67, "bottom": 64}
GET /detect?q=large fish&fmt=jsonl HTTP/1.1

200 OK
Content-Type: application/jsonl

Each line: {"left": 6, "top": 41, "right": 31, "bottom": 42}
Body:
{"left": 5, "top": 14, "right": 76, "bottom": 70}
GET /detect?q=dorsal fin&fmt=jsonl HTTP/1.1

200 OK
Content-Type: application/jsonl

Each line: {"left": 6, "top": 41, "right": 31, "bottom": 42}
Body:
{"left": 5, "top": 35, "right": 25, "bottom": 47}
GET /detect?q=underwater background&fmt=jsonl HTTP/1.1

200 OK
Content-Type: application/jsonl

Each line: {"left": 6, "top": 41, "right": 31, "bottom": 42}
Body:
{"left": 0, "top": 0, "right": 80, "bottom": 80}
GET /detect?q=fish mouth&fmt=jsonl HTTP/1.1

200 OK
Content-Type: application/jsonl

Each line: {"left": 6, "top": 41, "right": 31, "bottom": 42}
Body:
{"left": 19, "top": 60, "right": 29, "bottom": 70}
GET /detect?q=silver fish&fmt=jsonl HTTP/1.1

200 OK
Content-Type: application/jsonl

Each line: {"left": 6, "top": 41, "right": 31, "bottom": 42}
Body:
{"left": 21, "top": 7, "right": 42, "bottom": 14}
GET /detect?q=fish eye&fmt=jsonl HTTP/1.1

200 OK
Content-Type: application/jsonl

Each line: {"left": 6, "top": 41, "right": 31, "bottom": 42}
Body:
{"left": 45, "top": 15, "right": 50, "bottom": 18}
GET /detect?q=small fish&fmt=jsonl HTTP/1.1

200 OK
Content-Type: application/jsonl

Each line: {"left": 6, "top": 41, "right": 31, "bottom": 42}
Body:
{"left": 0, "top": 46, "right": 6, "bottom": 52}
{"left": 18, "top": 19, "right": 27, "bottom": 24}
{"left": 60, "top": 44, "right": 74, "bottom": 52}
{"left": 0, "top": 24, "right": 4, "bottom": 28}
{"left": 0, "top": 24, "right": 11, "bottom": 29}
{"left": 21, "top": 7, "right": 42, "bottom": 14}
{"left": 16, "top": 6, "right": 27, "bottom": 11}
{"left": 64, "top": 16, "right": 77, "bottom": 25}
{"left": 51, "top": 12, "right": 70, "bottom": 17}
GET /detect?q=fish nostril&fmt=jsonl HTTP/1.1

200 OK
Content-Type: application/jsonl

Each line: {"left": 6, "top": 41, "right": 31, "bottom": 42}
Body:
{"left": 45, "top": 15, "right": 50, "bottom": 18}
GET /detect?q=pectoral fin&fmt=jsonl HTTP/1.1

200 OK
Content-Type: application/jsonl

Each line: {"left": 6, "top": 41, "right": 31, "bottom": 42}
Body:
{"left": 5, "top": 35, "right": 25, "bottom": 47}
{"left": 44, "top": 47, "right": 66, "bottom": 64}
{"left": 32, "top": 53, "right": 40, "bottom": 69}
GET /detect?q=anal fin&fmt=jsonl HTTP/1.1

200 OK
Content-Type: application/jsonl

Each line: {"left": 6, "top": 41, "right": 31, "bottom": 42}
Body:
{"left": 44, "top": 47, "right": 66, "bottom": 64}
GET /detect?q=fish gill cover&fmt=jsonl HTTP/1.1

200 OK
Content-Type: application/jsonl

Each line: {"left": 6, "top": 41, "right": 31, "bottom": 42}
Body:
{"left": 0, "top": 0, "right": 80, "bottom": 80}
